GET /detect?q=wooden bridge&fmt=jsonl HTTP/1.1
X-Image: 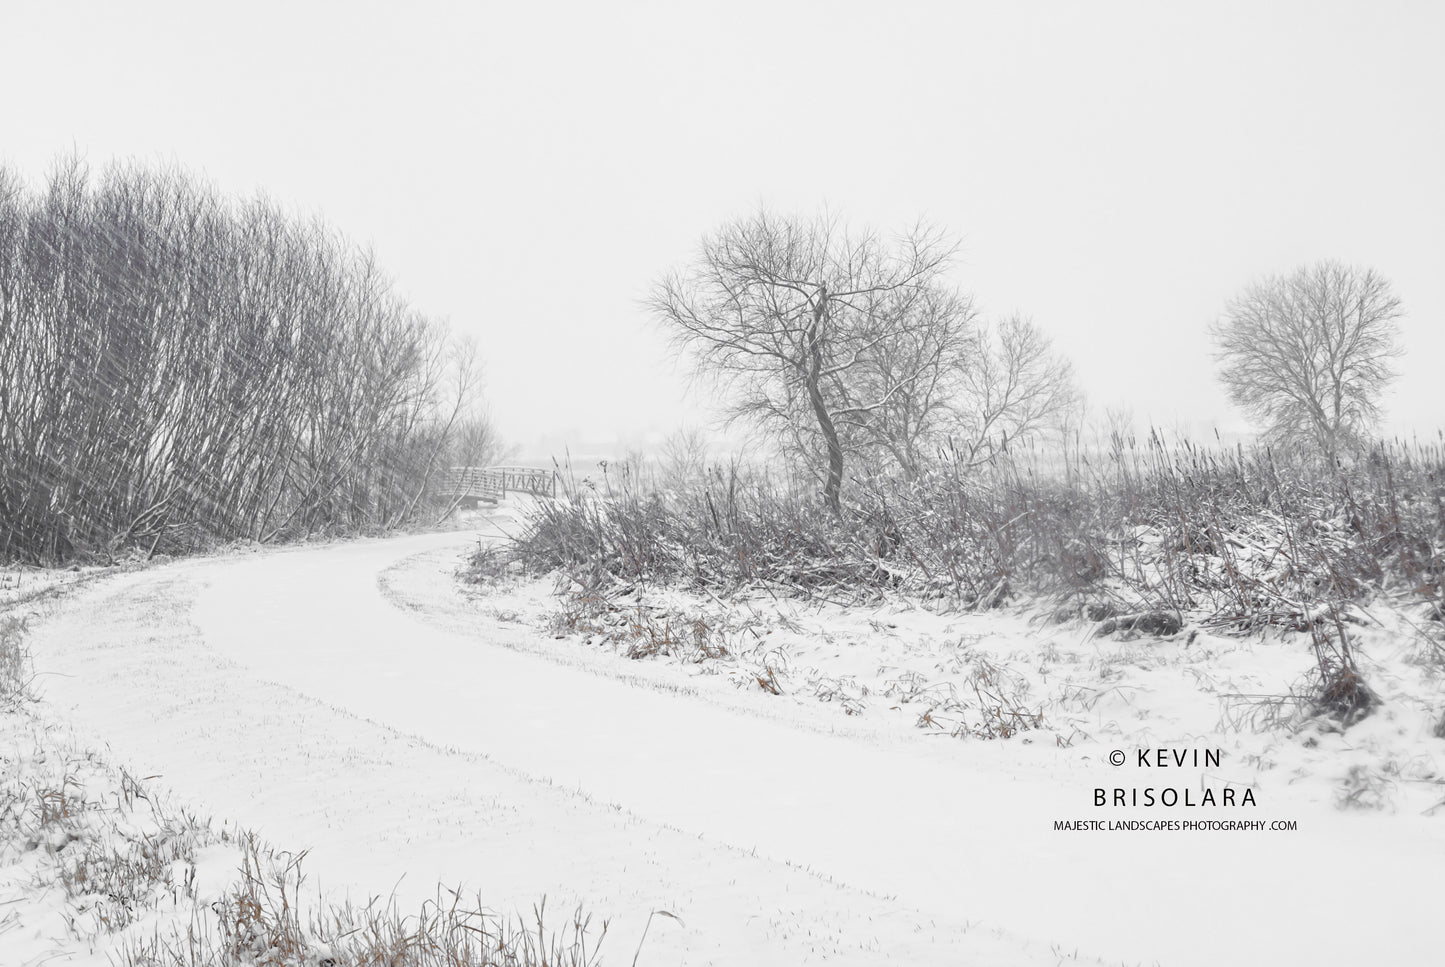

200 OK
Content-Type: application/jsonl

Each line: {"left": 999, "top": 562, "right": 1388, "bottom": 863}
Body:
{"left": 435, "top": 466, "right": 557, "bottom": 507}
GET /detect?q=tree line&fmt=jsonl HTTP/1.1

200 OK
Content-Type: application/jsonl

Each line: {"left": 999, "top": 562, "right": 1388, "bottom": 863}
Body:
{"left": 652, "top": 210, "right": 1405, "bottom": 509}
{"left": 0, "top": 157, "right": 490, "bottom": 563}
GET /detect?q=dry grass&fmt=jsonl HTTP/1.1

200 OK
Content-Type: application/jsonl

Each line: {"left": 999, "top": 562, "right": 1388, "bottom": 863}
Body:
{"left": 499, "top": 436, "right": 1444, "bottom": 736}
{"left": 0, "top": 721, "right": 212, "bottom": 943}
{"left": 1, "top": 614, "right": 31, "bottom": 709}
{"left": 507, "top": 438, "right": 1442, "bottom": 618}
{"left": 548, "top": 577, "right": 756, "bottom": 664}
{"left": 884, "top": 654, "right": 1049, "bottom": 740}
{"left": 121, "top": 836, "right": 605, "bottom": 967}
{"left": 0, "top": 614, "right": 610, "bottom": 967}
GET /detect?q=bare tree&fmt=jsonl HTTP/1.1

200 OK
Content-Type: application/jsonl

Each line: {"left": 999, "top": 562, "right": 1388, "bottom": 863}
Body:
{"left": 650, "top": 211, "right": 963, "bottom": 511}
{"left": 451, "top": 413, "right": 508, "bottom": 470}
{"left": 1211, "top": 261, "right": 1403, "bottom": 463}
{"left": 659, "top": 426, "right": 710, "bottom": 490}
{"left": 950, "top": 315, "right": 1078, "bottom": 467}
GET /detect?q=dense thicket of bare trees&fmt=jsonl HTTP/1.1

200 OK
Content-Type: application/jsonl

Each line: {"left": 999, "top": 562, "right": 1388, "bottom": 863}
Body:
{"left": 0, "top": 158, "right": 486, "bottom": 562}
{"left": 1211, "top": 260, "right": 1403, "bottom": 464}
{"left": 650, "top": 211, "right": 1076, "bottom": 508}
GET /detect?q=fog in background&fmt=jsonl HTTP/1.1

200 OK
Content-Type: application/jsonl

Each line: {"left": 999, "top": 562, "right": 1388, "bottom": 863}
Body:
{"left": 4, "top": 0, "right": 1440, "bottom": 463}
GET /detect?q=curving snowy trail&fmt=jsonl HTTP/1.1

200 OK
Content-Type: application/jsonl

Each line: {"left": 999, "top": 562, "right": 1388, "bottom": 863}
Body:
{"left": 25, "top": 525, "right": 1445, "bottom": 966}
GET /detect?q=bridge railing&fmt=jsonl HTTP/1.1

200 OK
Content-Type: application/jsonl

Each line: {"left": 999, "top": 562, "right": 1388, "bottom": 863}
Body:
{"left": 435, "top": 466, "right": 556, "bottom": 501}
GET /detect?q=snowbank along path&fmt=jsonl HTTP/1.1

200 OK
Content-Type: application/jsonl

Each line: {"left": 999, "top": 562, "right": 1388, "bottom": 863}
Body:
{"left": 25, "top": 523, "right": 1445, "bottom": 966}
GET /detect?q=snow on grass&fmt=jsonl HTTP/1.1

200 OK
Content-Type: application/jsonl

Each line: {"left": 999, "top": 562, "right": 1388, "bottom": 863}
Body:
{"left": 4, "top": 594, "right": 615, "bottom": 967}
{"left": 433, "top": 527, "right": 1445, "bottom": 965}
{"left": 1, "top": 564, "right": 100, "bottom": 610}
{"left": 463, "top": 555, "right": 1445, "bottom": 817}
{"left": 0, "top": 709, "right": 243, "bottom": 966}
{"left": 2, "top": 608, "right": 242, "bottom": 966}
{"left": 15, "top": 509, "right": 1445, "bottom": 967}
{"left": 27, "top": 534, "right": 1120, "bottom": 967}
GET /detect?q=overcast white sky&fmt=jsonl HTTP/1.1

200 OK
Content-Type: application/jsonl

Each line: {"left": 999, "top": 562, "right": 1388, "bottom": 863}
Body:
{"left": 4, "top": 1, "right": 1441, "bottom": 460}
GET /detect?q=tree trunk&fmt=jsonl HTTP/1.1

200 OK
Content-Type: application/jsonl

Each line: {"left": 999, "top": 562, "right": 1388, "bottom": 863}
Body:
{"left": 806, "top": 287, "right": 844, "bottom": 514}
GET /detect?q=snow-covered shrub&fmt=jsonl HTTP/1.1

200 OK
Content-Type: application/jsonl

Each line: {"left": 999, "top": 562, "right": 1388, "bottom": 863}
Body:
{"left": 505, "top": 437, "right": 1443, "bottom": 633}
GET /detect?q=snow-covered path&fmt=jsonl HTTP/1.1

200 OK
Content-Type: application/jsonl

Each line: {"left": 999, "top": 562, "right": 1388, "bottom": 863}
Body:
{"left": 25, "top": 528, "right": 1445, "bottom": 966}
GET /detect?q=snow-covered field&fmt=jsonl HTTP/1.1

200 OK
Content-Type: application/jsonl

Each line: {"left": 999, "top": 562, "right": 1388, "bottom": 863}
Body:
{"left": 7, "top": 506, "right": 1445, "bottom": 965}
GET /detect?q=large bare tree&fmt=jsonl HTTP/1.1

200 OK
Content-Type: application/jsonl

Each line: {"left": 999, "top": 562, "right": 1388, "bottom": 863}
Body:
{"left": 1211, "top": 260, "right": 1403, "bottom": 462}
{"left": 650, "top": 211, "right": 966, "bottom": 511}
